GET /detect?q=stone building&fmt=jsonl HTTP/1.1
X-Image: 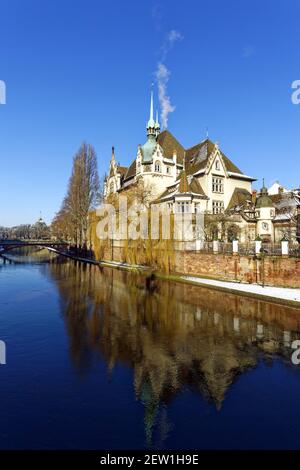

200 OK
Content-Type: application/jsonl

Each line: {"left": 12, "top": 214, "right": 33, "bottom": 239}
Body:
{"left": 104, "top": 93, "right": 299, "bottom": 244}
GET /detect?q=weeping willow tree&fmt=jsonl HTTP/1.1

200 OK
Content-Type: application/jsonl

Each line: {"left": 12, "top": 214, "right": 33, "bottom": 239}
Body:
{"left": 121, "top": 211, "right": 176, "bottom": 273}
{"left": 88, "top": 181, "right": 176, "bottom": 273}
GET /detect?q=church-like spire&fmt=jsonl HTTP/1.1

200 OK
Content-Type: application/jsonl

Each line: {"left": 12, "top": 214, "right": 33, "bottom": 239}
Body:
{"left": 142, "top": 91, "right": 160, "bottom": 162}
{"left": 147, "top": 90, "right": 156, "bottom": 136}
{"left": 150, "top": 90, "right": 154, "bottom": 122}
{"left": 261, "top": 178, "right": 268, "bottom": 195}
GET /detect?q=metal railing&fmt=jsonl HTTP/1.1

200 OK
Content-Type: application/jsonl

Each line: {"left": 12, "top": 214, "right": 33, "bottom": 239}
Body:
{"left": 218, "top": 242, "right": 233, "bottom": 254}
{"left": 258, "top": 243, "right": 282, "bottom": 255}
{"left": 195, "top": 241, "right": 299, "bottom": 256}
{"left": 290, "top": 245, "right": 300, "bottom": 257}
{"left": 238, "top": 243, "right": 255, "bottom": 256}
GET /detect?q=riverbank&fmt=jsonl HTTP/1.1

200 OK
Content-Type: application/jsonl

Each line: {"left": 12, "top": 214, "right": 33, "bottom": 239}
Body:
{"left": 48, "top": 248, "right": 300, "bottom": 308}
{"left": 158, "top": 273, "right": 300, "bottom": 309}
{"left": 47, "top": 247, "right": 150, "bottom": 272}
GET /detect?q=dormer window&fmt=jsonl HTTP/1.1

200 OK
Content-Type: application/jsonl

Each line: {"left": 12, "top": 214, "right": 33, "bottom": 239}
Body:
{"left": 155, "top": 161, "right": 161, "bottom": 173}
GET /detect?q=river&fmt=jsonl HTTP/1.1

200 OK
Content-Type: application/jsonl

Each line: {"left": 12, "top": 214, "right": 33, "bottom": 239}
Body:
{"left": 0, "top": 249, "right": 300, "bottom": 449}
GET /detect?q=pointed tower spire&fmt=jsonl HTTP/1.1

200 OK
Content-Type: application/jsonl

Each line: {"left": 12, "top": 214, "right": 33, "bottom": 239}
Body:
{"left": 111, "top": 145, "right": 116, "bottom": 162}
{"left": 150, "top": 90, "right": 154, "bottom": 122}
{"left": 147, "top": 88, "right": 156, "bottom": 137}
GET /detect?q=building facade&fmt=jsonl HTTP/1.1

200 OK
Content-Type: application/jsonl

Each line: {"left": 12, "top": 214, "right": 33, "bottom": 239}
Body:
{"left": 104, "top": 94, "right": 299, "bottom": 244}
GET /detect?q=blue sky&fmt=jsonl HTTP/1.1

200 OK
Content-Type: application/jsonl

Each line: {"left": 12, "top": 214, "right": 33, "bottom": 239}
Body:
{"left": 0, "top": 0, "right": 299, "bottom": 226}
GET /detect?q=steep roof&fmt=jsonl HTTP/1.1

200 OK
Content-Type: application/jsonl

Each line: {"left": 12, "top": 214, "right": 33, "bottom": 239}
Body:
{"left": 185, "top": 139, "right": 243, "bottom": 176}
{"left": 109, "top": 164, "right": 128, "bottom": 178}
{"left": 123, "top": 133, "right": 249, "bottom": 184}
{"left": 157, "top": 130, "right": 185, "bottom": 164}
{"left": 118, "top": 166, "right": 128, "bottom": 176}
{"left": 124, "top": 159, "right": 136, "bottom": 181}
{"left": 178, "top": 171, "right": 189, "bottom": 193}
{"left": 189, "top": 177, "right": 206, "bottom": 196}
{"left": 156, "top": 172, "right": 206, "bottom": 202}
{"left": 227, "top": 188, "right": 252, "bottom": 210}
{"left": 271, "top": 192, "right": 299, "bottom": 220}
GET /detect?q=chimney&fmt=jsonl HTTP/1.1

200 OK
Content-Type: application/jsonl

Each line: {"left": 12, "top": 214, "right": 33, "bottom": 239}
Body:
{"left": 252, "top": 190, "right": 257, "bottom": 205}
{"left": 173, "top": 150, "right": 177, "bottom": 166}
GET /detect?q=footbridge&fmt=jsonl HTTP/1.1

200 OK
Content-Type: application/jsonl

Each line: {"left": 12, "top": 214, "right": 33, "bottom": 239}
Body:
{"left": 0, "top": 240, "right": 68, "bottom": 253}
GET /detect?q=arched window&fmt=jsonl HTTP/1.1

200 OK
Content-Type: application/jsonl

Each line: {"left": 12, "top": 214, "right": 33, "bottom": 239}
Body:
{"left": 215, "top": 160, "right": 220, "bottom": 170}
{"left": 155, "top": 161, "right": 161, "bottom": 172}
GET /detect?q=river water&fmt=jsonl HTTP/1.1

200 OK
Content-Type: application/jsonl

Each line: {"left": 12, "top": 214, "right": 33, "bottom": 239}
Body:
{"left": 0, "top": 250, "right": 300, "bottom": 449}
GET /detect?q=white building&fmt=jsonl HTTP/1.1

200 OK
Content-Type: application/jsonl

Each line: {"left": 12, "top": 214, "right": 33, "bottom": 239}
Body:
{"left": 104, "top": 93, "right": 299, "bottom": 244}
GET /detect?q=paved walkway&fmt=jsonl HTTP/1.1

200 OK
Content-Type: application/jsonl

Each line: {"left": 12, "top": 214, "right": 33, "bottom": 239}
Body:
{"left": 181, "top": 275, "right": 300, "bottom": 306}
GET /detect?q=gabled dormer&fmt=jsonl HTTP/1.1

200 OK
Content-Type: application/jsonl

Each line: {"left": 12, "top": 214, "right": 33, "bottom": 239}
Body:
{"left": 206, "top": 144, "right": 228, "bottom": 178}
{"left": 104, "top": 146, "right": 128, "bottom": 197}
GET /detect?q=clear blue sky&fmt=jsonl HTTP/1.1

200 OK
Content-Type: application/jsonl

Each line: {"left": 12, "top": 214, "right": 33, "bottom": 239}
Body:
{"left": 0, "top": 0, "right": 299, "bottom": 226}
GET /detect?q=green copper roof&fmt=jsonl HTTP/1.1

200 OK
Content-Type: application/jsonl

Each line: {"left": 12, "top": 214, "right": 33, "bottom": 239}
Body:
{"left": 256, "top": 185, "right": 274, "bottom": 208}
{"left": 141, "top": 135, "right": 157, "bottom": 163}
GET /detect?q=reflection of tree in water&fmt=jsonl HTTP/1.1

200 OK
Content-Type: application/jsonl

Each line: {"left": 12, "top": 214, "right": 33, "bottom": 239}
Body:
{"left": 46, "top": 260, "right": 300, "bottom": 446}
{"left": 2, "top": 246, "right": 57, "bottom": 264}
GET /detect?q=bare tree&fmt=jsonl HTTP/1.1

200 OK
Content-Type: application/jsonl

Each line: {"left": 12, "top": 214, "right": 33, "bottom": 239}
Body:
{"left": 51, "top": 143, "right": 100, "bottom": 246}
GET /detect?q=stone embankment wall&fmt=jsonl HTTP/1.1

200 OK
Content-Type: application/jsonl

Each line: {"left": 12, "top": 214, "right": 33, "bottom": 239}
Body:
{"left": 173, "top": 252, "right": 300, "bottom": 288}
{"left": 101, "top": 244, "right": 300, "bottom": 288}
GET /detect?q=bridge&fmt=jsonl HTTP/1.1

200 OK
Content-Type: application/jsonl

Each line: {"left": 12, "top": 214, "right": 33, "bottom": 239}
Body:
{"left": 0, "top": 240, "right": 68, "bottom": 253}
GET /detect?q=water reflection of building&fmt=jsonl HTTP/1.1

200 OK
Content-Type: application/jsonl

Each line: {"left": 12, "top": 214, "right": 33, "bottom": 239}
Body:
{"left": 46, "top": 260, "right": 300, "bottom": 446}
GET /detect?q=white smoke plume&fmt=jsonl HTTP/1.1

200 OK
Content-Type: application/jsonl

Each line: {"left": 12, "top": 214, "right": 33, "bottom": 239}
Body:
{"left": 155, "top": 29, "right": 183, "bottom": 129}
{"left": 156, "top": 63, "right": 175, "bottom": 129}
{"left": 161, "top": 30, "right": 183, "bottom": 60}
